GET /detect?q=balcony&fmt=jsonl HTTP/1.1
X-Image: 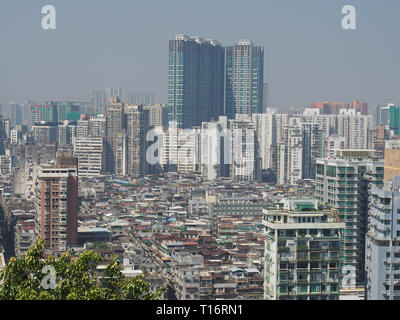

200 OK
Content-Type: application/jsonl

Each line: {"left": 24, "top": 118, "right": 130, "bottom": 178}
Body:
{"left": 297, "top": 246, "right": 309, "bottom": 251}
{"left": 297, "top": 278, "right": 309, "bottom": 284}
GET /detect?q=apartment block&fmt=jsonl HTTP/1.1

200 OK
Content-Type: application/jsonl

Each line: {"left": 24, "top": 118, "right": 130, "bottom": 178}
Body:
{"left": 36, "top": 163, "right": 78, "bottom": 252}
{"left": 366, "top": 176, "right": 400, "bottom": 300}
{"left": 263, "top": 197, "right": 344, "bottom": 300}
{"left": 315, "top": 151, "right": 384, "bottom": 285}
{"left": 73, "top": 136, "right": 105, "bottom": 177}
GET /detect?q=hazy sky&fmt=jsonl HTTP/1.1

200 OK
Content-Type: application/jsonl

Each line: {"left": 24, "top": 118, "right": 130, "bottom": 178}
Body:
{"left": 1, "top": 0, "right": 399, "bottom": 110}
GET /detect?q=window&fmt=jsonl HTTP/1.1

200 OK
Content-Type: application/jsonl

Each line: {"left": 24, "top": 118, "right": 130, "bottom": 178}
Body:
{"left": 316, "top": 164, "right": 324, "bottom": 175}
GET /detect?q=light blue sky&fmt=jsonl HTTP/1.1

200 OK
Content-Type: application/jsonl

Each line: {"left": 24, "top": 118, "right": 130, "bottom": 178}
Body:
{"left": 0, "top": 0, "right": 399, "bottom": 110}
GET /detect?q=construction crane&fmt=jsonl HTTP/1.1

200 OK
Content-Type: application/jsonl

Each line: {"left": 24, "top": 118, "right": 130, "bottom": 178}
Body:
{"left": 65, "top": 97, "right": 95, "bottom": 115}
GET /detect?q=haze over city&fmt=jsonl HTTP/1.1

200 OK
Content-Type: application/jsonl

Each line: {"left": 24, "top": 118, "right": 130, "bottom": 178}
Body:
{"left": 1, "top": 0, "right": 400, "bottom": 109}
{"left": 3, "top": 0, "right": 400, "bottom": 305}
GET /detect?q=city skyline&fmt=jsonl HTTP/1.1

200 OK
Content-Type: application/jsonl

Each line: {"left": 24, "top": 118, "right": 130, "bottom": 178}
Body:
{"left": 1, "top": 1, "right": 400, "bottom": 109}
{"left": 3, "top": 0, "right": 400, "bottom": 304}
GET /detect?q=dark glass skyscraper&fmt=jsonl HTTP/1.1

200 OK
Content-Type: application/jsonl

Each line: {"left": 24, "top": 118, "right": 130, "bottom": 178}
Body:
{"left": 225, "top": 40, "right": 264, "bottom": 118}
{"left": 168, "top": 35, "right": 224, "bottom": 128}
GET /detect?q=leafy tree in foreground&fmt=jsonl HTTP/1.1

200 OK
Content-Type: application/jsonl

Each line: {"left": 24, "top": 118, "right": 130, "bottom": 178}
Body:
{"left": 0, "top": 239, "right": 165, "bottom": 300}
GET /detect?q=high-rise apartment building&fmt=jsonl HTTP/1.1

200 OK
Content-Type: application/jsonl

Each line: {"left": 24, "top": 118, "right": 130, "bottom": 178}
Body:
{"left": 263, "top": 197, "right": 344, "bottom": 300}
{"left": 57, "top": 102, "right": 79, "bottom": 122}
{"left": 225, "top": 40, "right": 264, "bottom": 118}
{"left": 376, "top": 104, "right": 391, "bottom": 127}
{"left": 325, "top": 135, "right": 346, "bottom": 158}
{"left": 106, "top": 97, "right": 125, "bottom": 174}
{"left": 278, "top": 124, "right": 303, "bottom": 185}
{"left": 252, "top": 112, "right": 277, "bottom": 175}
{"left": 159, "top": 123, "right": 200, "bottom": 174}
{"left": 301, "top": 122, "right": 325, "bottom": 180}
{"left": 125, "top": 104, "right": 149, "bottom": 178}
{"left": 0, "top": 117, "right": 9, "bottom": 155}
{"left": 263, "top": 83, "right": 269, "bottom": 113}
{"left": 127, "top": 92, "right": 155, "bottom": 106}
{"left": 388, "top": 105, "right": 400, "bottom": 136}
{"left": 73, "top": 136, "right": 105, "bottom": 177}
{"left": 366, "top": 175, "right": 400, "bottom": 300}
{"left": 92, "top": 90, "right": 107, "bottom": 114}
{"left": 32, "top": 121, "right": 58, "bottom": 146}
{"left": 58, "top": 120, "right": 77, "bottom": 147}
{"left": 114, "top": 133, "right": 128, "bottom": 177}
{"left": 315, "top": 151, "right": 384, "bottom": 286}
{"left": 36, "top": 154, "right": 78, "bottom": 252}
{"left": 76, "top": 120, "right": 89, "bottom": 138}
{"left": 229, "top": 117, "right": 257, "bottom": 182}
{"left": 144, "top": 104, "right": 168, "bottom": 129}
{"left": 10, "top": 102, "right": 22, "bottom": 128}
{"left": 89, "top": 114, "right": 107, "bottom": 138}
{"left": 200, "top": 116, "right": 230, "bottom": 180}
{"left": 168, "top": 35, "right": 225, "bottom": 128}
{"left": 335, "top": 109, "right": 372, "bottom": 150}
{"left": 30, "top": 102, "right": 58, "bottom": 125}
{"left": 105, "top": 87, "right": 122, "bottom": 104}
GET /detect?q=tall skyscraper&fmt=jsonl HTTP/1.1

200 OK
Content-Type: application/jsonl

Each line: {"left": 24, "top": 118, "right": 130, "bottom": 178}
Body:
{"left": 168, "top": 35, "right": 225, "bottom": 128}
{"left": 225, "top": 40, "right": 264, "bottom": 118}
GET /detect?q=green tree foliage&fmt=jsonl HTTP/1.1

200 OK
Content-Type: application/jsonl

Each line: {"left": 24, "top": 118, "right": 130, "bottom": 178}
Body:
{"left": 0, "top": 239, "right": 165, "bottom": 300}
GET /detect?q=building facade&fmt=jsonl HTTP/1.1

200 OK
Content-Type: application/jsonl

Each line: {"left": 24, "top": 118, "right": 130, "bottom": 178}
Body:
{"left": 366, "top": 176, "right": 400, "bottom": 300}
{"left": 225, "top": 40, "right": 264, "bottom": 118}
{"left": 168, "top": 35, "right": 225, "bottom": 128}
{"left": 36, "top": 163, "right": 78, "bottom": 252}
{"left": 263, "top": 197, "right": 344, "bottom": 300}
{"left": 315, "top": 151, "right": 384, "bottom": 286}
